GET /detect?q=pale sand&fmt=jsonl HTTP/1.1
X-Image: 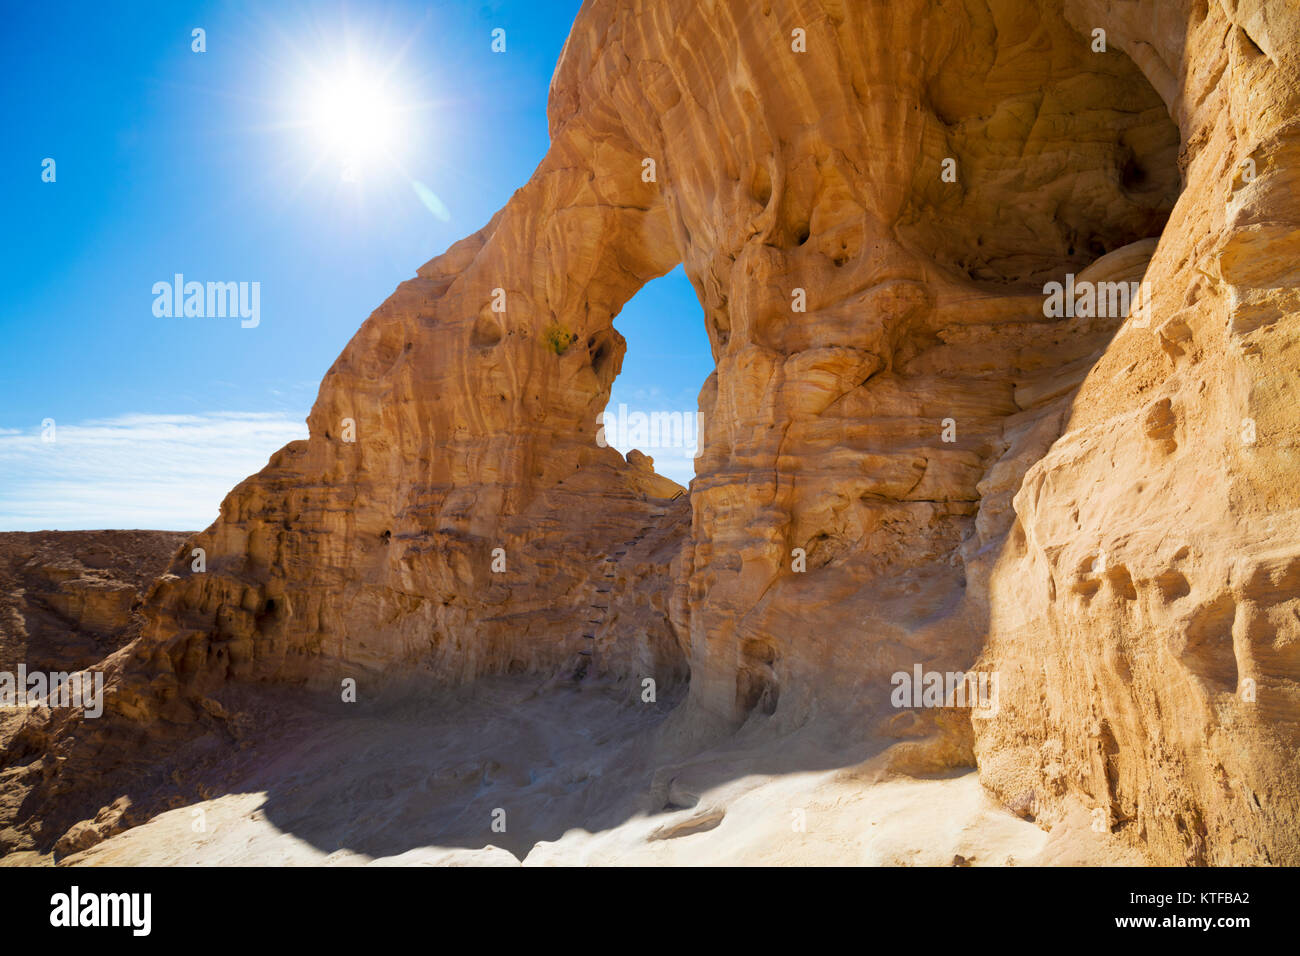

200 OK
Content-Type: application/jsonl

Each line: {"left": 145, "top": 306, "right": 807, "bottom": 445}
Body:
{"left": 49, "top": 677, "right": 1140, "bottom": 867}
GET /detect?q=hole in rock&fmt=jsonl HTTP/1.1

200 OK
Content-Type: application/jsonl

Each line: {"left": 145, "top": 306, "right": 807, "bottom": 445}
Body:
{"left": 600, "top": 265, "right": 713, "bottom": 490}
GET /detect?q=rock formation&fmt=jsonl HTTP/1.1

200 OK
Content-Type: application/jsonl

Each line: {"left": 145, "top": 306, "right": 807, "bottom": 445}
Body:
{"left": 974, "top": 0, "right": 1300, "bottom": 866}
{"left": 2, "top": 0, "right": 1299, "bottom": 865}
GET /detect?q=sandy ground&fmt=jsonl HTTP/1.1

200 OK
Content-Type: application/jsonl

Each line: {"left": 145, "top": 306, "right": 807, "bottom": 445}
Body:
{"left": 10, "top": 676, "right": 1142, "bottom": 867}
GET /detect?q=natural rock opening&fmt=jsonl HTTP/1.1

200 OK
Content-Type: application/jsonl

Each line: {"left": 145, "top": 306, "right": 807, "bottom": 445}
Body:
{"left": 598, "top": 265, "right": 713, "bottom": 491}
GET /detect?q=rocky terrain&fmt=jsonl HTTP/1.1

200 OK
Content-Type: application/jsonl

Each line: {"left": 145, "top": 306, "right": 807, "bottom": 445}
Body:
{"left": 2, "top": 0, "right": 1299, "bottom": 866}
{"left": 0, "top": 531, "right": 189, "bottom": 674}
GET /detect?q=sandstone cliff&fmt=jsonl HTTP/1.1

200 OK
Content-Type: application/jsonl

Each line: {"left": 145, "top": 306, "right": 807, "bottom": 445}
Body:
{"left": 974, "top": 0, "right": 1300, "bottom": 866}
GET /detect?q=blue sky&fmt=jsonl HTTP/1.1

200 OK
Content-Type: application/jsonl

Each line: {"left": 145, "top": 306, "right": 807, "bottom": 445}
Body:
{"left": 0, "top": 0, "right": 711, "bottom": 530}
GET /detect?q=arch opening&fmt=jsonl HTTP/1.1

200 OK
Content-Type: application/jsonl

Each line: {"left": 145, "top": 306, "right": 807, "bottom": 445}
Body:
{"left": 599, "top": 264, "right": 714, "bottom": 490}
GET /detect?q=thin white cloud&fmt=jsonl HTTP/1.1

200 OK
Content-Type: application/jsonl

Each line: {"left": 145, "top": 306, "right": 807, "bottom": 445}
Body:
{"left": 0, "top": 412, "right": 308, "bottom": 531}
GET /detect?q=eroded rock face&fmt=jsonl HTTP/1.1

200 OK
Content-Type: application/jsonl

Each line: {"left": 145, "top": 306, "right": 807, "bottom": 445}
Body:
{"left": 649, "top": 0, "right": 1180, "bottom": 730}
{"left": 4, "top": 0, "right": 1299, "bottom": 865}
{"left": 974, "top": 0, "right": 1300, "bottom": 866}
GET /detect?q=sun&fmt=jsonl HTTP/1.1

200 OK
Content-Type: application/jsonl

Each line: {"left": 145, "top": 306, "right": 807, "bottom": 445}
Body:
{"left": 306, "top": 66, "right": 404, "bottom": 171}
